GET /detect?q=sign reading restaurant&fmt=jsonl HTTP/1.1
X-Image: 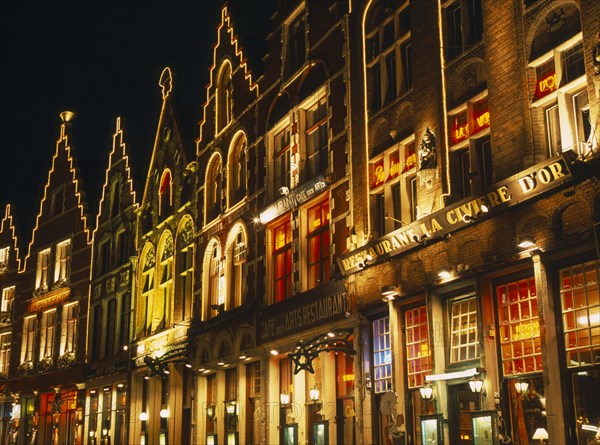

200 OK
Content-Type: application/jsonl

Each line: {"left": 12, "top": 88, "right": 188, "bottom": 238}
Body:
{"left": 338, "top": 152, "right": 576, "bottom": 276}
{"left": 258, "top": 280, "right": 349, "bottom": 343}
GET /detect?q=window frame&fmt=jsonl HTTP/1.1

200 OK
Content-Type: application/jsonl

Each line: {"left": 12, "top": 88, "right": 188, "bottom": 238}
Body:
{"left": 447, "top": 293, "right": 480, "bottom": 365}
{"left": 365, "top": 3, "right": 412, "bottom": 113}
{"left": 54, "top": 238, "right": 71, "bottom": 283}
{"left": 270, "top": 216, "right": 293, "bottom": 304}
{"left": 373, "top": 315, "right": 393, "bottom": 394}
{"left": 529, "top": 33, "right": 592, "bottom": 158}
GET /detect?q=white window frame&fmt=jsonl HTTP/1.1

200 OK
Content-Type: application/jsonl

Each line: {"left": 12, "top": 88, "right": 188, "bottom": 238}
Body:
{"left": 36, "top": 248, "right": 51, "bottom": 291}
{"left": 1, "top": 286, "right": 14, "bottom": 313}
{"left": 0, "top": 246, "right": 9, "bottom": 269}
{"left": 0, "top": 333, "right": 11, "bottom": 376}
{"left": 61, "top": 302, "right": 78, "bottom": 355}
{"left": 448, "top": 294, "right": 480, "bottom": 364}
{"left": 370, "top": 136, "right": 417, "bottom": 235}
{"left": 54, "top": 239, "right": 71, "bottom": 283}
{"left": 21, "top": 316, "right": 36, "bottom": 363}
{"left": 365, "top": 2, "right": 412, "bottom": 112}
{"left": 373, "top": 316, "right": 393, "bottom": 393}
{"left": 529, "top": 33, "right": 594, "bottom": 158}
{"left": 40, "top": 309, "right": 57, "bottom": 360}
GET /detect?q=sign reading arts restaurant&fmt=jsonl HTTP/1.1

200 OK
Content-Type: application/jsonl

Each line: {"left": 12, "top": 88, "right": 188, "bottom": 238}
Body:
{"left": 258, "top": 280, "right": 349, "bottom": 343}
{"left": 338, "top": 152, "right": 576, "bottom": 276}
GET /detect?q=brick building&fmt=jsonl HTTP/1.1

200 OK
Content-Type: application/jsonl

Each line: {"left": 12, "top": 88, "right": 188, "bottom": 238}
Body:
{"left": 0, "top": 1, "right": 599, "bottom": 445}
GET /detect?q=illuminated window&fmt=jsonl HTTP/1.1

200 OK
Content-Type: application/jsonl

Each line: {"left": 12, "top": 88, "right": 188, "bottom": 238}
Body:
{"left": 22, "top": 316, "right": 36, "bottom": 362}
{"left": 159, "top": 170, "right": 172, "bottom": 217}
{"left": 137, "top": 245, "right": 155, "bottom": 338}
{"left": 227, "top": 226, "right": 247, "bottom": 309}
{"left": 228, "top": 133, "right": 247, "bottom": 207}
{"left": 35, "top": 248, "right": 51, "bottom": 291}
{"left": 449, "top": 295, "right": 480, "bottom": 363}
{"left": 372, "top": 139, "right": 417, "bottom": 235}
{"left": 40, "top": 309, "right": 57, "bottom": 360}
{"left": 157, "top": 233, "right": 174, "bottom": 330}
{"left": 54, "top": 239, "right": 71, "bottom": 283}
{"left": 1, "top": 286, "right": 14, "bottom": 313}
{"left": 176, "top": 221, "right": 194, "bottom": 321}
{"left": 272, "top": 219, "right": 292, "bottom": 303}
{"left": 307, "top": 200, "right": 330, "bottom": 289}
{"left": 203, "top": 240, "right": 222, "bottom": 319}
{"left": 444, "top": 0, "right": 483, "bottom": 60}
{"left": 273, "top": 127, "right": 291, "bottom": 194}
{"left": 205, "top": 156, "right": 222, "bottom": 222}
{"left": 284, "top": 8, "right": 306, "bottom": 78}
{"left": 449, "top": 95, "right": 492, "bottom": 197}
{"left": 366, "top": 3, "right": 412, "bottom": 112}
{"left": 497, "top": 277, "right": 542, "bottom": 375}
{"left": 0, "top": 333, "right": 11, "bottom": 376}
{"left": 560, "top": 259, "right": 600, "bottom": 367}
{"left": 304, "top": 98, "right": 328, "bottom": 181}
{"left": 62, "top": 303, "right": 78, "bottom": 355}
{"left": 405, "top": 306, "right": 432, "bottom": 388}
{"left": 529, "top": 7, "right": 592, "bottom": 158}
{"left": 0, "top": 246, "right": 9, "bottom": 270}
{"left": 373, "top": 316, "right": 392, "bottom": 393}
{"left": 216, "top": 61, "right": 233, "bottom": 133}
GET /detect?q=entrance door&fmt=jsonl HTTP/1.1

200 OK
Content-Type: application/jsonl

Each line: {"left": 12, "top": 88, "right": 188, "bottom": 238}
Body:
{"left": 448, "top": 383, "right": 480, "bottom": 445}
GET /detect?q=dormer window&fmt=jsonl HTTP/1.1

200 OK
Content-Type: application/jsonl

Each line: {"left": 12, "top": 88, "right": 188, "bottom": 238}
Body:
{"left": 0, "top": 246, "right": 8, "bottom": 272}
{"left": 159, "top": 170, "right": 172, "bottom": 217}
{"left": 216, "top": 61, "right": 233, "bottom": 133}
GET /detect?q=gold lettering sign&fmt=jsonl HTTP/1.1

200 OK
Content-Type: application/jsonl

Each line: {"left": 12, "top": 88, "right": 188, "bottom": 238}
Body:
{"left": 29, "top": 287, "right": 71, "bottom": 312}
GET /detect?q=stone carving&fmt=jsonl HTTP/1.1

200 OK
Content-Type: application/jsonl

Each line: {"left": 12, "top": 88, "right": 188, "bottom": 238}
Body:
{"left": 418, "top": 127, "right": 437, "bottom": 170}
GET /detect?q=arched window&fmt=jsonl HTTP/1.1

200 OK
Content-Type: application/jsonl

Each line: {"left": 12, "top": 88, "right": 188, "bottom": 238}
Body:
{"left": 228, "top": 132, "right": 247, "bottom": 207}
{"left": 159, "top": 170, "right": 172, "bottom": 217}
{"left": 137, "top": 243, "right": 155, "bottom": 338}
{"left": 226, "top": 224, "right": 247, "bottom": 309}
{"left": 202, "top": 239, "right": 222, "bottom": 320}
{"left": 216, "top": 61, "right": 233, "bottom": 133}
{"left": 156, "top": 232, "right": 173, "bottom": 332}
{"left": 205, "top": 155, "right": 222, "bottom": 222}
{"left": 175, "top": 217, "right": 194, "bottom": 322}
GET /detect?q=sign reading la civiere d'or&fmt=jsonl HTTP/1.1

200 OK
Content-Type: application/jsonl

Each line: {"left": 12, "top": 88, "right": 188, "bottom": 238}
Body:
{"left": 338, "top": 152, "right": 576, "bottom": 276}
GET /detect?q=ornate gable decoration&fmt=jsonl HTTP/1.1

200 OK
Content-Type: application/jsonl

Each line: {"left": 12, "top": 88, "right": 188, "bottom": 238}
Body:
{"left": 21, "top": 112, "right": 91, "bottom": 273}
{"left": 198, "top": 5, "right": 259, "bottom": 144}
{"left": 92, "top": 116, "right": 139, "bottom": 239}
{"left": 0, "top": 204, "right": 22, "bottom": 272}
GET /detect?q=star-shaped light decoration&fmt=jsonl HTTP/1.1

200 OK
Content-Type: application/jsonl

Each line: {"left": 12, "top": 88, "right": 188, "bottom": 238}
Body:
{"left": 288, "top": 329, "right": 355, "bottom": 375}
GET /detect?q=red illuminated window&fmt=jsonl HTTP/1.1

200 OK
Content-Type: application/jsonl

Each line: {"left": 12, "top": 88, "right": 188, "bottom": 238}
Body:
{"left": 497, "top": 277, "right": 542, "bottom": 376}
{"left": 273, "top": 219, "right": 292, "bottom": 302}
{"left": 307, "top": 200, "right": 330, "bottom": 289}
{"left": 405, "top": 306, "right": 432, "bottom": 388}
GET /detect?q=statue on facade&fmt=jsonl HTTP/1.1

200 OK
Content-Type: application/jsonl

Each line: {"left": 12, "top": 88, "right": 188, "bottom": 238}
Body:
{"left": 418, "top": 127, "right": 437, "bottom": 170}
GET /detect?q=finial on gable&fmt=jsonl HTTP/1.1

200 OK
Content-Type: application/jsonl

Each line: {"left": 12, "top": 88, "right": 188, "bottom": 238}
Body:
{"left": 159, "top": 67, "right": 173, "bottom": 100}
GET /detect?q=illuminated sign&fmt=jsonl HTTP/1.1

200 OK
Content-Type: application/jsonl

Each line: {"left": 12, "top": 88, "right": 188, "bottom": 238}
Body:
{"left": 258, "top": 280, "right": 349, "bottom": 342}
{"left": 29, "top": 287, "right": 70, "bottom": 312}
{"left": 535, "top": 72, "right": 557, "bottom": 101}
{"left": 371, "top": 158, "right": 385, "bottom": 188}
{"left": 259, "top": 175, "right": 328, "bottom": 224}
{"left": 338, "top": 153, "right": 575, "bottom": 275}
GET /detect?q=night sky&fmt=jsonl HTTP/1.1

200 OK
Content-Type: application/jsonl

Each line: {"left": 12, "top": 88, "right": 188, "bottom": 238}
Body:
{"left": 0, "top": 0, "right": 275, "bottom": 241}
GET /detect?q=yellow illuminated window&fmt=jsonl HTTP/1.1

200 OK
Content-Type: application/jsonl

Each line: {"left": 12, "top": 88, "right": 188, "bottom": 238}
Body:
{"left": 497, "top": 277, "right": 541, "bottom": 375}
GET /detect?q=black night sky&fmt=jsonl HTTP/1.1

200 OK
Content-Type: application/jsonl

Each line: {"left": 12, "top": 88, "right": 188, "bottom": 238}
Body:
{"left": 0, "top": 0, "right": 275, "bottom": 241}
